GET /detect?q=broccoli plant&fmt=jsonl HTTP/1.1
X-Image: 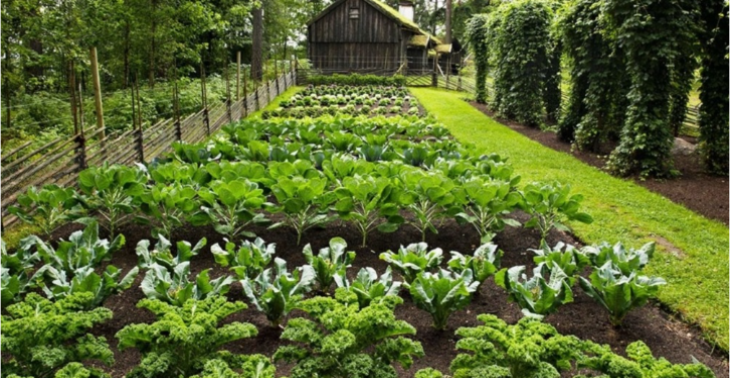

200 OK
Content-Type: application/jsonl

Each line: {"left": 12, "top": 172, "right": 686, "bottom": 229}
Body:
{"left": 241, "top": 258, "right": 316, "bottom": 327}
{"left": 116, "top": 296, "right": 259, "bottom": 378}
{"left": 379, "top": 242, "right": 443, "bottom": 284}
{"left": 397, "top": 170, "right": 461, "bottom": 241}
{"left": 192, "top": 179, "right": 269, "bottom": 241}
{"left": 494, "top": 265, "right": 574, "bottom": 319}
{"left": 273, "top": 290, "right": 424, "bottom": 378}
{"left": 454, "top": 176, "right": 522, "bottom": 243}
{"left": 448, "top": 243, "right": 502, "bottom": 292}
{"left": 581, "top": 241, "right": 655, "bottom": 274}
{"left": 1, "top": 293, "right": 114, "bottom": 378}
{"left": 334, "top": 267, "right": 402, "bottom": 308}
{"left": 8, "top": 184, "right": 83, "bottom": 237}
{"left": 531, "top": 241, "right": 590, "bottom": 285}
{"left": 268, "top": 176, "right": 335, "bottom": 245}
{"left": 212, "top": 237, "right": 277, "bottom": 279}
{"left": 136, "top": 237, "right": 235, "bottom": 305}
{"left": 450, "top": 314, "right": 582, "bottom": 378}
{"left": 519, "top": 182, "right": 593, "bottom": 242}
{"left": 137, "top": 182, "right": 199, "bottom": 240}
{"left": 34, "top": 264, "right": 139, "bottom": 309}
{"left": 31, "top": 221, "right": 125, "bottom": 272}
{"left": 1, "top": 238, "right": 39, "bottom": 308}
{"left": 407, "top": 269, "right": 478, "bottom": 330}
{"left": 333, "top": 175, "right": 404, "bottom": 247}
{"left": 76, "top": 163, "right": 147, "bottom": 237}
{"left": 579, "top": 340, "right": 716, "bottom": 378}
{"left": 578, "top": 262, "right": 666, "bottom": 326}
{"left": 303, "top": 237, "right": 356, "bottom": 293}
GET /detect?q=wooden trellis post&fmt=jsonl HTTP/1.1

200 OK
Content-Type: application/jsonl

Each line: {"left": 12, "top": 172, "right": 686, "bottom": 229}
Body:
{"left": 133, "top": 78, "right": 145, "bottom": 163}
{"left": 77, "top": 81, "right": 87, "bottom": 169}
{"left": 236, "top": 51, "right": 241, "bottom": 101}
{"left": 225, "top": 58, "right": 232, "bottom": 123}
{"left": 201, "top": 62, "right": 210, "bottom": 136}
{"left": 243, "top": 69, "right": 249, "bottom": 117}
{"left": 174, "top": 79, "right": 182, "bottom": 141}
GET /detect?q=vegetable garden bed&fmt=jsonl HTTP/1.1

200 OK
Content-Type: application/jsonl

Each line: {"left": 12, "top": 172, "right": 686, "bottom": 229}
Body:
{"left": 2, "top": 84, "right": 727, "bottom": 378}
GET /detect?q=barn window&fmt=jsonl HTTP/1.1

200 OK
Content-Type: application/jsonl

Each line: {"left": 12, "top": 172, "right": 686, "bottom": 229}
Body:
{"left": 349, "top": 7, "right": 360, "bottom": 19}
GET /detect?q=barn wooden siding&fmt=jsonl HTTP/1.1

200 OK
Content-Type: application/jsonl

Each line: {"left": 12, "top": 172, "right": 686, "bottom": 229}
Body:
{"left": 308, "top": 0, "right": 414, "bottom": 72}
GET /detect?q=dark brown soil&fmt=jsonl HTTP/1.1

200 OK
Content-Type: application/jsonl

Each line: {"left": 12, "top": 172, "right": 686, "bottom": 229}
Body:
{"left": 45, "top": 215, "right": 729, "bottom": 378}
{"left": 468, "top": 102, "right": 729, "bottom": 225}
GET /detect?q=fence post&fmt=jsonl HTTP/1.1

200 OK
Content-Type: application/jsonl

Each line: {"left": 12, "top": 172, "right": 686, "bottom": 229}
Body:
{"left": 274, "top": 59, "right": 279, "bottom": 96}
{"left": 90, "top": 47, "right": 105, "bottom": 139}
{"left": 174, "top": 80, "right": 182, "bottom": 141}
{"left": 236, "top": 51, "right": 241, "bottom": 101}
{"left": 458, "top": 76, "right": 462, "bottom": 91}
{"left": 134, "top": 80, "right": 145, "bottom": 163}
{"left": 76, "top": 82, "right": 87, "bottom": 169}
{"left": 225, "top": 59, "right": 232, "bottom": 123}
{"left": 201, "top": 63, "right": 210, "bottom": 136}
{"left": 266, "top": 80, "right": 271, "bottom": 107}
{"left": 243, "top": 70, "right": 249, "bottom": 118}
{"left": 254, "top": 81, "right": 260, "bottom": 111}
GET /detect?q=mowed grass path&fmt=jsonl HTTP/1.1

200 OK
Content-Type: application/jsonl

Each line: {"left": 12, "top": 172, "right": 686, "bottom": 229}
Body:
{"left": 411, "top": 87, "right": 730, "bottom": 350}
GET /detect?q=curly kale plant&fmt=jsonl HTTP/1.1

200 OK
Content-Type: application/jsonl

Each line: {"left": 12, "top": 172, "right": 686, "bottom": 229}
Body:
{"left": 274, "top": 290, "right": 424, "bottom": 378}
{"left": 188, "top": 357, "right": 275, "bottom": 378}
{"left": 335, "top": 266, "right": 402, "bottom": 308}
{"left": 380, "top": 242, "right": 443, "bottom": 284}
{"left": 1, "top": 293, "right": 114, "bottom": 378}
{"left": 241, "top": 258, "right": 316, "bottom": 327}
{"left": 116, "top": 296, "right": 260, "bottom": 378}
{"left": 494, "top": 265, "right": 573, "bottom": 319}
{"left": 448, "top": 243, "right": 502, "bottom": 292}
{"left": 407, "top": 269, "right": 478, "bottom": 330}
{"left": 212, "top": 237, "right": 277, "bottom": 279}
{"left": 451, "top": 314, "right": 582, "bottom": 378}
{"left": 8, "top": 184, "right": 83, "bottom": 237}
{"left": 303, "top": 237, "right": 356, "bottom": 293}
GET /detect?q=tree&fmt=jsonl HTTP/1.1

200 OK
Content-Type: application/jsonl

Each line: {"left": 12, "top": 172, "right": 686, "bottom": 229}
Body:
{"left": 251, "top": 4, "right": 263, "bottom": 82}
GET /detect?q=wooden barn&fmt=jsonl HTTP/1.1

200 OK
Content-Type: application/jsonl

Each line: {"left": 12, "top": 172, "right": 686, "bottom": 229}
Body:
{"left": 306, "top": 0, "right": 458, "bottom": 74}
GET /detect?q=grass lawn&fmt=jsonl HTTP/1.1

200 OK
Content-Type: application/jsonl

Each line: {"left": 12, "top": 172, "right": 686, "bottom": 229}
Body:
{"left": 410, "top": 87, "right": 730, "bottom": 351}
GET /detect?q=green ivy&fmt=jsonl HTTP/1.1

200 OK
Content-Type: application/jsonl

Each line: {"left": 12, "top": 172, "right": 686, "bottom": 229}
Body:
{"left": 465, "top": 14, "right": 490, "bottom": 104}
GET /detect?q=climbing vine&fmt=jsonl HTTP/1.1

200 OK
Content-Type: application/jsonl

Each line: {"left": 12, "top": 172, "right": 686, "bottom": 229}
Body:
{"left": 466, "top": 14, "right": 491, "bottom": 104}
{"left": 603, "top": 0, "right": 699, "bottom": 176}
{"left": 492, "top": 0, "right": 553, "bottom": 127}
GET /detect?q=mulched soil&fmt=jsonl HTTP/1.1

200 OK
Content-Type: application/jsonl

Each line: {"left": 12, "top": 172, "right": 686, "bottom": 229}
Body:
{"left": 468, "top": 101, "right": 729, "bottom": 225}
{"left": 45, "top": 216, "right": 728, "bottom": 378}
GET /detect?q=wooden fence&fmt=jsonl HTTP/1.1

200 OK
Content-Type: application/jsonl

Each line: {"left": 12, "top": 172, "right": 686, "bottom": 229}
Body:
{"left": 1, "top": 67, "right": 297, "bottom": 228}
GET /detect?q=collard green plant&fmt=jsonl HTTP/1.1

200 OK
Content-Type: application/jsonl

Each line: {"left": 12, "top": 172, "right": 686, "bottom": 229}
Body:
{"left": 303, "top": 237, "right": 356, "bottom": 293}
{"left": 273, "top": 290, "right": 424, "bottom": 378}
{"left": 407, "top": 269, "right": 478, "bottom": 330}
{"left": 448, "top": 243, "right": 502, "bottom": 291}
{"left": 334, "top": 267, "right": 402, "bottom": 308}
{"left": 531, "top": 241, "right": 590, "bottom": 285}
{"left": 76, "top": 164, "right": 147, "bottom": 237}
{"left": 1, "top": 293, "right": 114, "bottom": 378}
{"left": 193, "top": 179, "right": 269, "bottom": 241}
{"left": 138, "top": 182, "right": 199, "bottom": 240}
{"left": 268, "top": 176, "right": 335, "bottom": 245}
{"left": 1, "top": 238, "right": 39, "bottom": 308}
{"left": 8, "top": 185, "right": 83, "bottom": 237}
{"left": 450, "top": 314, "right": 582, "bottom": 378}
{"left": 212, "top": 237, "right": 277, "bottom": 279}
{"left": 333, "top": 175, "right": 404, "bottom": 247}
{"left": 455, "top": 176, "right": 522, "bottom": 243}
{"left": 520, "top": 182, "right": 593, "bottom": 242}
{"left": 116, "top": 296, "right": 259, "bottom": 378}
{"left": 241, "top": 257, "right": 316, "bottom": 327}
{"left": 397, "top": 170, "right": 461, "bottom": 241}
{"left": 578, "top": 262, "right": 665, "bottom": 326}
{"left": 380, "top": 242, "right": 444, "bottom": 284}
{"left": 581, "top": 241, "right": 655, "bottom": 274}
{"left": 32, "top": 221, "right": 125, "bottom": 272}
{"left": 494, "top": 265, "right": 573, "bottom": 319}
{"left": 35, "top": 264, "right": 138, "bottom": 309}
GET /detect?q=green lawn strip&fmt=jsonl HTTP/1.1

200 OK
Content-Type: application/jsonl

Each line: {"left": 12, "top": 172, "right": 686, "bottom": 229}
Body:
{"left": 410, "top": 87, "right": 730, "bottom": 350}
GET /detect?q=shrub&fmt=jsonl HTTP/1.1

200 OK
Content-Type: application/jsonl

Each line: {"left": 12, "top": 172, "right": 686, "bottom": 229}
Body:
{"left": 273, "top": 290, "right": 423, "bottom": 378}
{"left": 1, "top": 293, "right": 114, "bottom": 378}
{"left": 116, "top": 296, "right": 260, "bottom": 378}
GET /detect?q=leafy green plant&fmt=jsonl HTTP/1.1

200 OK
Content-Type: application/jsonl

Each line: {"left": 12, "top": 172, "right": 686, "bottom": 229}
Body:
{"left": 380, "top": 242, "right": 444, "bottom": 284}
{"left": 448, "top": 243, "right": 502, "bottom": 291}
{"left": 581, "top": 241, "right": 655, "bottom": 274}
{"left": 192, "top": 179, "right": 269, "bottom": 241}
{"left": 494, "top": 265, "right": 573, "bottom": 319}
{"left": 116, "top": 296, "right": 260, "bottom": 378}
{"left": 1, "top": 238, "right": 40, "bottom": 308}
{"left": 34, "top": 264, "right": 139, "bottom": 309}
{"left": 212, "top": 237, "right": 277, "bottom": 279}
{"left": 531, "top": 241, "right": 590, "bottom": 285}
{"left": 407, "top": 269, "right": 478, "bottom": 330}
{"left": 31, "top": 221, "right": 125, "bottom": 272}
{"left": 1, "top": 293, "right": 114, "bottom": 378}
{"left": 8, "top": 185, "right": 83, "bottom": 237}
{"left": 335, "top": 267, "right": 402, "bottom": 308}
{"left": 397, "top": 170, "right": 461, "bottom": 241}
{"left": 455, "top": 176, "right": 522, "bottom": 243}
{"left": 450, "top": 314, "right": 582, "bottom": 378}
{"left": 578, "top": 262, "right": 666, "bottom": 326}
{"left": 188, "top": 357, "right": 276, "bottom": 378}
{"left": 302, "top": 237, "right": 356, "bottom": 293}
{"left": 138, "top": 182, "right": 199, "bottom": 240}
{"left": 241, "top": 257, "right": 316, "bottom": 327}
{"left": 76, "top": 164, "right": 147, "bottom": 237}
{"left": 273, "top": 290, "right": 423, "bottom": 378}
{"left": 268, "top": 176, "right": 335, "bottom": 245}
{"left": 520, "top": 182, "right": 593, "bottom": 242}
{"left": 333, "top": 175, "right": 403, "bottom": 247}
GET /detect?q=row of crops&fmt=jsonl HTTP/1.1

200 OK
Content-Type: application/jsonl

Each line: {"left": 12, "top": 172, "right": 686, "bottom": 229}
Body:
{"left": 2, "top": 85, "right": 717, "bottom": 378}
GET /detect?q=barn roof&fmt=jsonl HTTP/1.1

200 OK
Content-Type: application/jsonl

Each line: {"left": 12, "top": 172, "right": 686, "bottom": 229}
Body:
{"left": 308, "top": 0, "right": 442, "bottom": 47}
